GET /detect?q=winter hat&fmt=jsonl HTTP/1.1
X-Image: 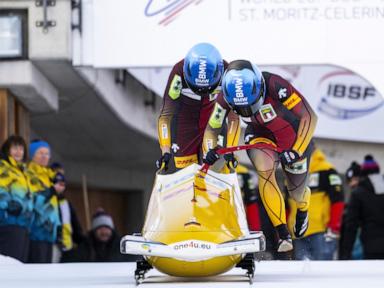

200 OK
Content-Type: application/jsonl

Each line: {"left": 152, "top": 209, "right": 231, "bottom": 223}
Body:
{"left": 361, "top": 154, "right": 380, "bottom": 176}
{"left": 345, "top": 161, "right": 361, "bottom": 181}
{"left": 91, "top": 208, "right": 114, "bottom": 230}
{"left": 53, "top": 172, "right": 66, "bottom": 184}
{"left": 29, "top": 139, "right": 50, "bottom": 160}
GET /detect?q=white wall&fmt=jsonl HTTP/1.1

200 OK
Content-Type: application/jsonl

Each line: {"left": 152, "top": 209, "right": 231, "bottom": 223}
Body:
{"left": 0, "top": 0, "right": 72, "bottom": 60}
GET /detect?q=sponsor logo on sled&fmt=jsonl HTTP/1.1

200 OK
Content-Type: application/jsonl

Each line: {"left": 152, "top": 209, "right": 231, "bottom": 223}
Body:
{"left": 172, "top": 240, "right": 213, "bottom": 251}
{"left": 141, "top": 244, "right": 150, "bottom": 250}
{"left": 317, "top": 70, "right": 384, "bottom": 120}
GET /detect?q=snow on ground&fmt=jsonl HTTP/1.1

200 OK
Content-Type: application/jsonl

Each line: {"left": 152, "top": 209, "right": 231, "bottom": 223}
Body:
{"left": 0, "top": 260, "right": 383, "bottom": 288}
{"left": 0, "top": 254, "right": 22, "bottom": 264}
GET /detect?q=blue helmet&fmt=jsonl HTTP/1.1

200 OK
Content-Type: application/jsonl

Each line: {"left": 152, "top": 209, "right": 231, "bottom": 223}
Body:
{"left": 183, "top": 43, "right": 224, "bottom": 94}
{"left": 222, "top": 60, "right": 265, "bottom": 117}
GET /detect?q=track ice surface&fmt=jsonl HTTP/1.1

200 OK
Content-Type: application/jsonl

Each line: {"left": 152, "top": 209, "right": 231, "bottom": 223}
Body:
{"left": 1, "top": 257, "right": 384, "bottom": 288}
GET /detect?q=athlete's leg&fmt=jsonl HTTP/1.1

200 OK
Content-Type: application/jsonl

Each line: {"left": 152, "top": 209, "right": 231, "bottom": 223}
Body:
{"left": 247, "top": 147, "right": 293, "bottom": 253}
{"left": 247, "top": 148, "right": 285, "bottom": 227}
{"left": 282, "top": 147, "right": 313, "bottom": 238}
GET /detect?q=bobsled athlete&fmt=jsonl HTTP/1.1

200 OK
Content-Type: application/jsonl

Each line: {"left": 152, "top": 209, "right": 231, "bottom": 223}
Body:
{"left": 157, "top": 43, "right": 239, "bottom": 173}
{"left": 203, "top": 60, "right": 318, "bottom": 253}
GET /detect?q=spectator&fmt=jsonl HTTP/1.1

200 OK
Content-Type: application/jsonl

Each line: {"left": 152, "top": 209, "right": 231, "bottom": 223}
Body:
{"left": 65, "top": 209, "right": 134, "bottom": 262}
{"left": 287, "top": 148, "right": 345, "bottom": 260}
{"left": 27, "top": 140, "right": 61, "bottom": 263}
{"left": 0, "top": 135, "right": 33, "bottom": 262}
{"left": 51, "top": 171, "right": 85, "bottom": 262}
{"left": 340, "top": 156, "right": 384, "bottom": 260}
{"left": 339, "top": 162, "right": 363, "bottom": 260}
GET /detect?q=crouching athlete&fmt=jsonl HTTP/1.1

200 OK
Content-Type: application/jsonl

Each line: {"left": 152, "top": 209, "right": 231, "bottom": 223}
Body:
{"left": 157, "top": 43, "right": 239, "bottom": 173}
{"left": 202, "top": 60, "right": 318, "bottom": 253}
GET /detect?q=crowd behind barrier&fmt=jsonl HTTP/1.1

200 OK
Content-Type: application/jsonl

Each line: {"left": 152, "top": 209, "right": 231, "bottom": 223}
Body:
{"left": 0, "top": 135, "right": 131, "bottom": 263}
{"left": 0, "top": 135, "right": 383, "bottom": 262}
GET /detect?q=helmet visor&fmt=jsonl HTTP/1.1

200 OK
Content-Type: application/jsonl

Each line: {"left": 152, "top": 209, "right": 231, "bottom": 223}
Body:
{"left": 186, "top": 82, "right": 218, "bottom": 95}
{"left": 232, "top": 96, "right": 264, "bottom": 117}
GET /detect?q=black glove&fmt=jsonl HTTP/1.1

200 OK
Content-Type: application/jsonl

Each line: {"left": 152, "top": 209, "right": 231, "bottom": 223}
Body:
{"left": 156, "top": 152, "right": 172, "bottom": 170}
{"left": 204, "top": 148, "right": 220, "bottom": 165}
{"left": 224, "top": 153, "right": 238, "bottom": 169}
{"left": 279, "top": 150, "right": 301, "bottom": 165}
{"left": 7, "top": 200, "right": 23, "bottom": 216}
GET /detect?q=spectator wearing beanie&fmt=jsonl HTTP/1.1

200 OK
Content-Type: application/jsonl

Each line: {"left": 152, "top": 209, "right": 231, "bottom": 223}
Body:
{"left": 27, "top": 139, "right": 61, "bottom": 263}
{"left": 0, "top": 135, "right": 33, "bottom": 262}
{"left": 340, "top": 158, "right": 384, "bottom": 259}
{"left": 64, "top": 208, "right": 136, "bottom": 262}
{"left": 361, "top": 155, "right": 380, "bottom": 175}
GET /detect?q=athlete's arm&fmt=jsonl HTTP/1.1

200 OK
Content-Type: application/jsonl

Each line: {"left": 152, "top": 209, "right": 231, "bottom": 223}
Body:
{"left": 226, "top": 110, "right": 241, "bottom": 148}
{"left": 277, "top": 76, "right": 318, "bottom": 156}
{"left": 202, "top": 94, "right": 232, "bottom": 155}
{"left": 158, "top": 63, "right": 183, "bottom": 154}
{"left": 291, "top": 93, "right": 317, "bottom": 156}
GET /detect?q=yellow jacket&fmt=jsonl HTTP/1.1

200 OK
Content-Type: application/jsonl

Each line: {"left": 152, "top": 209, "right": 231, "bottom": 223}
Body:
{"left": 288, "top": 149, "right": 344, "bottom": 238}
{"left": 27, "top": 162, "right": 61, "bottom": 243}
{"left": 0, "top": 157, "right": 33, "bottom": 228}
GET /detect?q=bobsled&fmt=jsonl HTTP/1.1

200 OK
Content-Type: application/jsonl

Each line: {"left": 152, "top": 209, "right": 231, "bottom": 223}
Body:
{"left": 121, "top": 144, "right": 276, "bottom": 284}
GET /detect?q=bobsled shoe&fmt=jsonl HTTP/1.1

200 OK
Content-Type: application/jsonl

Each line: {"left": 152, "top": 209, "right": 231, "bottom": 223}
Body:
{"left": 276, "top": 224, "right": 293, "bottom": 253}
{"left": 277, "top": 237, "right": 293, "bottom": 253}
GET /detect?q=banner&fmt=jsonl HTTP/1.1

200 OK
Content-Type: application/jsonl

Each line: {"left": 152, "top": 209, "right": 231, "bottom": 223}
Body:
{"left": 128, "top": 65, "right": 384, "bottom": 143}
{"left": 89, "top": 0, "right": 384, "bottom": 67}
{"left": 74, "top": 0, "right": 384, "bottom": 106}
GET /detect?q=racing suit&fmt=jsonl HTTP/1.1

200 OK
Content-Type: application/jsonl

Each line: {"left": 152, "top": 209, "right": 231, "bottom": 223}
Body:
{"left": 158, "top": 59, "right": 239, "bottom": 171}
{"left": 203, "top": 72, "right": 318, "bottom": 239}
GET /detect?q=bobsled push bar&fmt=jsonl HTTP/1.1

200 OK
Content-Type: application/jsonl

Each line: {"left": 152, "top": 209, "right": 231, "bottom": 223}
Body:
{"left": 201, "top": 142, "right": 282, "bottom": 173}
{"left": 121, "top": 233, "right": 265, "bottom": 261}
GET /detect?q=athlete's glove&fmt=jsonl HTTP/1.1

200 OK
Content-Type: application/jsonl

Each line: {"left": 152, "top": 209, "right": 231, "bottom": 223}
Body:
{"left": 224, "top": 153, "right": 238, "bottom": 169}
{"left": 204, "top": 147, "right": 220, "bottom": 166}
{"left": 156, "top": 152, "right": 172, "bottom": 171}
{"left": 279, "top": 150, "right": 301, "bottom": 165}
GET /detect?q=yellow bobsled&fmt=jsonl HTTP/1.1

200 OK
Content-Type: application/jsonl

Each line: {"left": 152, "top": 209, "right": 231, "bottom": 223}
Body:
{"left": 121, "top": 162, "right": 265, "bottom": 284}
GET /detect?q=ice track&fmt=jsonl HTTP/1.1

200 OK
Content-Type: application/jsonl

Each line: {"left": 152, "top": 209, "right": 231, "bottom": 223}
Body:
{"left": 1, "top": 258, "right": 384, "bottom": 288}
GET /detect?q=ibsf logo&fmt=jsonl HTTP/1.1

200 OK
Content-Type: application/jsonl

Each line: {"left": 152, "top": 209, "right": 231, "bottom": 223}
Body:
{"left": 195, "top": 58, "right": 209, "bottom": 86}
{"left": 233, "top": 77, "right": 248, "bottom": 104}
{"left": 144, "top": 0, "right": 205, "bottom": 26}
{"left": 317, "top": 70, "right": 384, "bottom": 120}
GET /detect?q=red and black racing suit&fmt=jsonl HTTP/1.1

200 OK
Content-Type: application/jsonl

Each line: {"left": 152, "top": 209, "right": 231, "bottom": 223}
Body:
{"left": 158, "top": 60, "right": 239, "bottom": 171}
{"left": 203, "top": 72, "right": 317, "bottom": 237}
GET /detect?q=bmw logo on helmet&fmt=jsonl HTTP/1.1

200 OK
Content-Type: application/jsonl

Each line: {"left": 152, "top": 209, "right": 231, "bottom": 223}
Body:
{"left": 222, "top": 60, "right": 265, "bottom": 117}
{"left": 183, "top": 43, "right": 224, "bottom": 94}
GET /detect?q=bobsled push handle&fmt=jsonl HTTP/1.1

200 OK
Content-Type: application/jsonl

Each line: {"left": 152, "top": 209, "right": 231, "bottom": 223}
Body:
{"left": 200, "top": 143, "right": 282, "bottom": 173}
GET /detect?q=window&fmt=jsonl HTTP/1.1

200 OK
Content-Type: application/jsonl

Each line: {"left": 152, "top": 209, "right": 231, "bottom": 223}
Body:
{"left": 0, "top": 10, "right": 27, "bottom": 59}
